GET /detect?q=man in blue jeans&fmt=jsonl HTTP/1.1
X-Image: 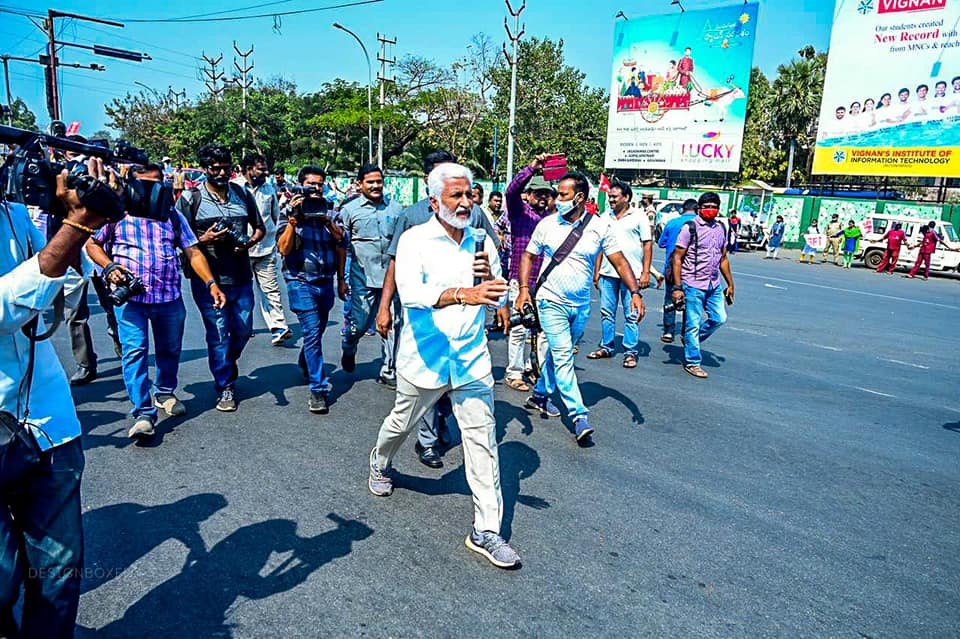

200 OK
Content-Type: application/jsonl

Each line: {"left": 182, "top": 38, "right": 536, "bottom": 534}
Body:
{"left": 87, "top": 164, "right": 225, "bottom": 438}
{"left": 175, "top": 144, "right": 265, "bottom": 411}
{"left": 670, "top": 192, "right": 735, "bottom": 379}
{"left": 277, "top": 165, "right": 347, "bottom": 414}
{"left": 515, "top": 171, "right": 645, "bottom": 444}
{"left": 589, "top": 180, "right": 652, "bottom": 368}
{"left": 657, "top": 199, "right": 698, "bottom": 343}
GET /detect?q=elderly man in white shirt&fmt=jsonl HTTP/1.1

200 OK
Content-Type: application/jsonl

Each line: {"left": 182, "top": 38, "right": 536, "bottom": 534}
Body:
{"left": 0, "top": 173, "right": 113, "bottom": 637}
{"left": 515, "top": 171, "right": 645, "bottom": 444}
{"left": 367, "top": 162, "right": 520, "bottom": 569}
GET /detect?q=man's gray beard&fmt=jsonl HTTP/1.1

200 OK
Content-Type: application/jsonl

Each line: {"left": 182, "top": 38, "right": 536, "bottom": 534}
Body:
{"left": 439, "top": 203, "right": 471, "bottom": 229}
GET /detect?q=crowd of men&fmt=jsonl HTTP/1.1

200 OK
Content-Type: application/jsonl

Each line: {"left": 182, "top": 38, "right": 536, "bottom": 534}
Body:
{"left": 0, "top": 140, "right": 738, "bottom": 636}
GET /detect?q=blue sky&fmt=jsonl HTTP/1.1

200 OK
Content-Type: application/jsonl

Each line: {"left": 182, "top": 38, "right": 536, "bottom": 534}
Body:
{"left": 0, "top": 0, "right": 834, "bottom": 134}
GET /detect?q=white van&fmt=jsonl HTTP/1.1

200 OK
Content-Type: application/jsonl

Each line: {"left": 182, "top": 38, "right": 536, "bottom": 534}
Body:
{"left": 858, "top": 214, "right": 960, "bottom": 273}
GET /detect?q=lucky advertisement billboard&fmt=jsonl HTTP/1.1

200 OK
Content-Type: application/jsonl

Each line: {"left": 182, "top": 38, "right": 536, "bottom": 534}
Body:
{"left": 813, "top": 0, "right": 960, "bottom": 177}
{"left": 604, "top": 2, "right": 759, "bottom": 172}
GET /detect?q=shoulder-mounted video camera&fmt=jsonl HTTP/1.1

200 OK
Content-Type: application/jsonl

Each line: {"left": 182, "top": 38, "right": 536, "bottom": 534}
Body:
{"left": 0, "top": 123, "right": 166, "bottom": 224}
{"left": 290, "top": 186, "right": 330, "bottom": 221}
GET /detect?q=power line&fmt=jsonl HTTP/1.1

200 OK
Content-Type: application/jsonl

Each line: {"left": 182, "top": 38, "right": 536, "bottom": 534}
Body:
{"left": 71, "top": 22, "right": 202, "bottom": 62}
{"left": 103, "top": 0, "right": 384, "bottom": 24}
{"left": 172, "top": 0, "right": 300, "bottom": 21}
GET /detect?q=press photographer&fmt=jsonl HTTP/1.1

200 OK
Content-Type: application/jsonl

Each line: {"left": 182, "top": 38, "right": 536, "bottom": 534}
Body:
{"left": 277, "top": 165, "right": 347, "bottom": 414}
{"left": 0, "top": 165, "right": 120, "bottom": 637}
{"left": 175, "top": 143, "right": 265, "bottom": 412}
{"left": 86, "top": 163, "right": 225, "bottom": 439}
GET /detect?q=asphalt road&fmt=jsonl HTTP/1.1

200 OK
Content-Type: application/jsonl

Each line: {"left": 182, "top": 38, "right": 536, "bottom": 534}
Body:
{"left": 55, "top": 249, "right": 959, "bottom": 638}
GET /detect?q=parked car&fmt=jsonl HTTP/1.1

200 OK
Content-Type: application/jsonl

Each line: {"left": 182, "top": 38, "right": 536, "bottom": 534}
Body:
{"left": 653, "top": 200, "right": 686, "bottom": 241}
{"left": 858, "top": 214, "right": 960, "bottom": 272}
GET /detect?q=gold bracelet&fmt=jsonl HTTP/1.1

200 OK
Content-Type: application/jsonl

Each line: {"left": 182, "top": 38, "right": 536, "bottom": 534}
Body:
{"left": 62, "top": 218, "right": 96, "bottom": 235}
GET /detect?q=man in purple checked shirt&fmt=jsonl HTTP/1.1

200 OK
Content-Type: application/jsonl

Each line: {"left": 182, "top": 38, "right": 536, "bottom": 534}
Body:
{"left": 495, "top": 153, "right": 556, "bottom": 393}
{"left": 86, "top": 164, "right": 226, "bottom": 439}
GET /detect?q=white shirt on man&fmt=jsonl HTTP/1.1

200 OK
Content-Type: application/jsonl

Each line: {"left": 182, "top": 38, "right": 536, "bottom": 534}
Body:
{"left": 394, "top": 215, "right": 501, "bottom": 390}
{"left": 526, "top": 211, "right": 621, "bottom": 307}
{"left": 233, "top": 177, "right": 280, "bottom": 258}
{"left": 598, "top": 208, "right": 650, "bottom": 279}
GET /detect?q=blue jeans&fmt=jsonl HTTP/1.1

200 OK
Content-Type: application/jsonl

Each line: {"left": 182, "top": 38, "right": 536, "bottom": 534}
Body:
{"left": 342, "top": 253, "right": 353, "bottom": 326}
{"left": 341, "top": 269, "right": 396, "bottom": 381}
{"left": 598, "top": 275, "right": 639, "bottom": 356}
{"left": 0, "top": 437, "right": 84, "bottom": 638}
{"left": 663, "top": 282, "right": 679, "bottom": 336}
{"left": 116, "top": 297, "right": 186, "bottom": 420}
{"left": 681, "top": 283, "right": 727, "bottom": 367}
{"left": 190, "top": 279, "right": 255, "bottom": 393}
{"left": 287, "top": 279, "right": 335, "bottom": 394}
{"left": 533, "top": 299, "right": 590, "bottom": 419}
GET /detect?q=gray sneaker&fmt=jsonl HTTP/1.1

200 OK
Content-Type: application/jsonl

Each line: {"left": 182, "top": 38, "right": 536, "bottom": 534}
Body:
{"left": 368, "top": 448, "right": 393, "bottom": 496}
{"left": 127, "top": 416, "right": 155, "bottom": 439}
{"left": 216, "top": 388, "right": 237, "bottom": 412}
{"left": 465, "top": 529, "right": 521, "bottom": 569}
{"left": 154, "top": 393, "right": 186, "bottom": 416}
{"left": 308, "top": 392, "right": 329, "bottom": 415}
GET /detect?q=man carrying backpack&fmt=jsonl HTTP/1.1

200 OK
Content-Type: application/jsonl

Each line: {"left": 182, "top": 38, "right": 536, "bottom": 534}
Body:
{"left": 175, "top": 144, "right": 265, "bottom": 411}
{"left": 670, "top": 192, "right": 735, "bottom": 380}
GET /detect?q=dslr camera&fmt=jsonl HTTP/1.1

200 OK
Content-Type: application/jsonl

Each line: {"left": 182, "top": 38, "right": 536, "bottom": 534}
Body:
{"left": 209, "top": 219, "right": 250, "bottom": 249}
{"left": 103, "top": 263, "right": 147, "bottom": 306}
{"left": 663, "top": 298, "right": 685, "bottom": 313}
{"left": 507, "top": 302, "right": 539, "bottom": 331}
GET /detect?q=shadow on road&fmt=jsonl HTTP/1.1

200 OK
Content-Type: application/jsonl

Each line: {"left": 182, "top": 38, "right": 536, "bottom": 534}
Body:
{"left": 78, "top": 512, "right": 372, "bottom": 638}
{"left": 396, "top": 440, "right": 547, "bottom": 541}
{"left": 943, "top": 422, "right": 960, "bottom": 433}
{"left": 580, "top": 381, "right": 644, "bottom": 426}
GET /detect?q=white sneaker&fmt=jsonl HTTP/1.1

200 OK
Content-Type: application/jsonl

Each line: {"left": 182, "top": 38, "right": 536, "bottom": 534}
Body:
{"left": 271, "top": 328, "right": 293, "bottom": 346}
{"left": 128, "top": 416, "right": 155, "bottom": 438}
{"left": 154, "top": 393, "right": 186, "bottom": 416}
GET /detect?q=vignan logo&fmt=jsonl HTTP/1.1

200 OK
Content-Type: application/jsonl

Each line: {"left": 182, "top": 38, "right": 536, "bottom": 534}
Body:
{"left": 879, "top": 0, "right": 946, "bottom": 14}
{"left": 702, "top": 131, "right": 721, "bottom": 139}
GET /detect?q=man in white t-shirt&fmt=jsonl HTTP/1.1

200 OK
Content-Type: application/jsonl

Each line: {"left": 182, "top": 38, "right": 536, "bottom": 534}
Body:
{"left": 589, "top": 180, "right": 652, "bottom": 368}
{"left": 514, "top": 171, "right": 646, "bottom": 444}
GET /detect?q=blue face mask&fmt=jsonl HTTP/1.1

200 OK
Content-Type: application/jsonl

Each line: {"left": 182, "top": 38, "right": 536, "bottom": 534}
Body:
{"left": 556, "top": 198, "right": 577, "bottom": 216}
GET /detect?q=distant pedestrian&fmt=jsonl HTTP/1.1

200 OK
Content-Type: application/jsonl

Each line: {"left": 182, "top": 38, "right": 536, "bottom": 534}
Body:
{"left": 906, "top": 221, "right": 947, "bottom": 280}
{"left": 727, "top": 211, "right": 741, "bottom": 252}
{"left": 834, "top": 220, "right": 862, "bottom": 269}
{"left": 876, "top": 222, "right": 906, "bottom": 274}
{"left": 799, "top": 220, "right": 820, "bottom": 264}
{"left": 823, "top": 214, "right": 843, "bottom": 264}
{"left": 764, "top": 215, "right": 785, "bottom": 259}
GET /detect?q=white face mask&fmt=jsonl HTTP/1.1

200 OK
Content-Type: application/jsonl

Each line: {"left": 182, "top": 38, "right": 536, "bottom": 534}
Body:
{"left": 438, "top": 201, "right": 471, "bottom": 229}
{"left": 556, "top": 198, "right": 577, "bottom": 216}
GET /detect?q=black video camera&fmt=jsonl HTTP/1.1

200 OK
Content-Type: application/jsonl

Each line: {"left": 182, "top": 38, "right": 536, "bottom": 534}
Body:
{"left": 290, "top": 184, "right": 319, "bottom": 196}
{"left": 507, "top": 302, "right": 539, "bottom": 331}
{"left": 210, "top": 219, "right": 250, "bottom": 249}
{"left": 663, "top": 298, "right": 685, "bottom": 313}
{"left": 290, "top": 186, "right": 330, "bottom": 221}
{"left": 0, "top": 123, "right": 151, "bottom": 223}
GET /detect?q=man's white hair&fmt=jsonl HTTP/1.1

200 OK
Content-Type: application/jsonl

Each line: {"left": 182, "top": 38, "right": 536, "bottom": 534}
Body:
{"left": 427, "top": 162, "right": 474, "bottom": 200}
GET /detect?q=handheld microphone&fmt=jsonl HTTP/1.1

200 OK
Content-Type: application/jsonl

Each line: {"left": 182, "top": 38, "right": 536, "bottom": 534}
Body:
{"left": 473, "top": 227, "right": 487, "bottom": 286}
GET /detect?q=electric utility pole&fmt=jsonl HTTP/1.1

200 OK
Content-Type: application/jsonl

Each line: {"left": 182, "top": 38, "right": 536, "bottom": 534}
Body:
{"left": 232, "top": 41, "right": 254, "bottom": 149}
{"left": 376, "top": 33, "right": 396, "bottom": 169}
{"left": 201, "top": 52, "right": 225, "bottom": 103}
{"left": 503, "top": 0, "right": 525, "bottom": 183}
{"left": 167, "top": 87, "right": 187, "bottom": 110}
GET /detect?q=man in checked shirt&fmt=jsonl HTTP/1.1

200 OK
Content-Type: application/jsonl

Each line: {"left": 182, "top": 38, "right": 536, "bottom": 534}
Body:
{"left": 86, "top": 164, "right": 225, "bottom": 439}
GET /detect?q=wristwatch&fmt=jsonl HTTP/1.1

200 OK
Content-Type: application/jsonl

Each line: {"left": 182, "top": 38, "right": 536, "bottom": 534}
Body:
{"left": 630, "top": 289, "right": 643, "bottom": 298}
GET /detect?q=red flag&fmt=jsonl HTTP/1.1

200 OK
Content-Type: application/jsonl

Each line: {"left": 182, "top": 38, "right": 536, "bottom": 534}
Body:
{"left": 599, "top": 173, "right": 611, "bottom": 193}
{"left": 66, "top": 121, "right": 81, "bottom": 136}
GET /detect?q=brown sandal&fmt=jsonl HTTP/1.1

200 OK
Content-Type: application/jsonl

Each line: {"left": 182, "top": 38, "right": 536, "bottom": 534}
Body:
{"left": 623, "top": 355, "right": 637, "bottom": 368}
{"left": 684, "top": 365, "right": 709, "bottom": 379}
{"left": 587, "top": 349, "right": 613, "bottom": 360}
{"left": 505, "top": 378, "right": 531, "bottom": 392}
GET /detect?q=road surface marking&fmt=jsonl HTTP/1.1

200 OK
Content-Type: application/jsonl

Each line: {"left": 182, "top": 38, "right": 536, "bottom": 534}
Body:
{"left": 879, "top": 358, "right": 930, "bottom": 370}
{"left": 728, "top": 326, "right": 768, "bottom": 337}
{"left": 855, "top": 386, "right": 896, "bottom": 398}
{"left": 739, "top": 271, "right": 960, "bottom": 311}
{"left": 801, "top": 342, "right": 842, "bottom": 351}
{"left": 763, "top": 283, "right": 787, "bottom": 290}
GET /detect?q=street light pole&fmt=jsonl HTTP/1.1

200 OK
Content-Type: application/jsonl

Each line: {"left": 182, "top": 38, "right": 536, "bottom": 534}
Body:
{"left": 503, "top": 0, "right": 526, "bottom": 183}
{"left": 1, "top": 56, "right": 12, "bottom": 125}
{"left": 333, "top": 22, "right": 373, "bottom": 165}
{"left": 134, "top": 81, "right": 161, "bottom": 101}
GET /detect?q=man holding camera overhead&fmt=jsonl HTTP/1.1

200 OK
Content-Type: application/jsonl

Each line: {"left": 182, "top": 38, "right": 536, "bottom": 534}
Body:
{"left": 87, "top": 164, "right": 225, "bottom": 439}
{"left": 515, "top": 171, "right": 645, "bottom": 444}
{"left": 277, "top": 166, "right": 347, "bottom": 415}
{"left": 0, "top": 171, "right": 114, "bottom": 637}
{"left": 175, "top": 144, "right": 265, "bottom": 412}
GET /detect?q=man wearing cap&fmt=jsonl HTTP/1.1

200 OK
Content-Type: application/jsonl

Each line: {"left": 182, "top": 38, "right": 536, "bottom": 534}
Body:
{"left": 823, "top": 214, "right": 843, "bottom": 264}
{"left": 497, "top": 154, "right": 556, "bottom": 393}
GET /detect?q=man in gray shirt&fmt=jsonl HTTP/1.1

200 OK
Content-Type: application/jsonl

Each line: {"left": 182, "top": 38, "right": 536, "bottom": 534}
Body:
{"left": 338, "top": 163, "right": 401, "bottom": 385}
{"left": 374, "top": 150, "right": 498, "bottom": 468}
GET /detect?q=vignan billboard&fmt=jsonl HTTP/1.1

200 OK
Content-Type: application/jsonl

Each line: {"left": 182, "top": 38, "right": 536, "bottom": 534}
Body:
{"left": 813, "top": 0, "right": 960, "bottom": 177}
{"left": 604, "top": 2, "right": 759, "bottom": 172}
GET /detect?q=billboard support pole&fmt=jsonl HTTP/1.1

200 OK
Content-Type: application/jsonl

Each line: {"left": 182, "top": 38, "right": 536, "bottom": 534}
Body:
{"left": 786, "top": 138, "right": 796, "bottom": 188}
